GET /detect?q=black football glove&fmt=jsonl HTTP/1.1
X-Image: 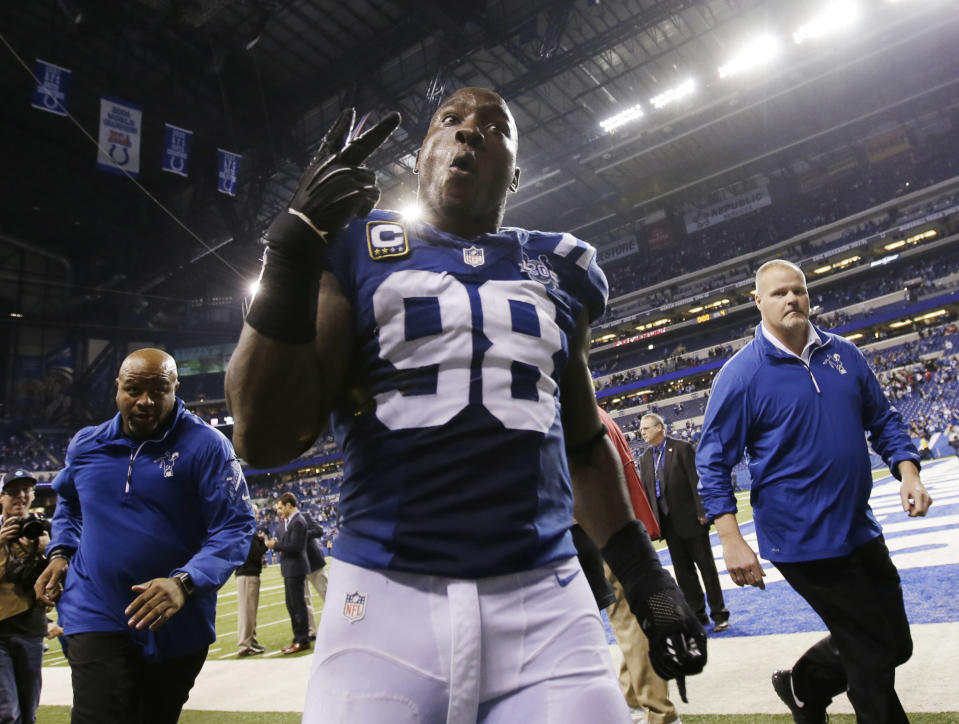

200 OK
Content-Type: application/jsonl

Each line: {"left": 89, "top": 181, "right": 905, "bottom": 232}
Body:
{"left": 265, "top": 107, "right": 402, "bottom": 245}
{"left": 246, "top": 108, "right": 400, "bottom": 344}
{"left": 602, "top": 521, "right": 707, "bottom": 682}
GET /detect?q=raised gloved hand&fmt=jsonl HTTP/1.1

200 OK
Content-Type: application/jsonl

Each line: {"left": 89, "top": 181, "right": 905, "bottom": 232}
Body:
{"left": 602, "top": 520, "right": 707, "bottom": 682}
{"left": 246, "top": 108, "right": 401, "bottom": 344}
{"left": 267, "top": 107, "right": 401, "bottom": 244}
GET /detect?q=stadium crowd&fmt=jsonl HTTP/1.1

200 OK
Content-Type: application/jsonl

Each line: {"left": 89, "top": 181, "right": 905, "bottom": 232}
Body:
{"left": 601, "top": 138, "right": 959, "bottom": 298}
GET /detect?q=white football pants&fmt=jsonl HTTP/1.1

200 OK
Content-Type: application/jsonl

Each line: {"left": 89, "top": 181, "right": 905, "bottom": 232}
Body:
{"left": 302, "top": 556, "right": 631, "bottom": 723}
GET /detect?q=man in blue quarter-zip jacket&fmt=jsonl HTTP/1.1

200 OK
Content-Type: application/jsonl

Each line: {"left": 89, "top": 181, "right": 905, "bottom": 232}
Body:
{"left": 696, "top": 260, "right": 931, "bottom": 724}
{"left": 33, "top": 348, "right": 254, "bottom": 724}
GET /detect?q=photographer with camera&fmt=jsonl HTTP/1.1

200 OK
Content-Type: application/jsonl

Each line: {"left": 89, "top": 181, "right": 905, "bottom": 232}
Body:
{"left": 1, "top": 469, "right": 48, "bottom": 724}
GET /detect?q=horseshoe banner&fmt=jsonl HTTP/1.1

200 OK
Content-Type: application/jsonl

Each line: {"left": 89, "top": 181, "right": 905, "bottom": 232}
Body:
{"left": 162, "top": 123, "right": 192, "bottom": 177}
{"left": 31, "top": 59, "right": 71, "bottom": 116}
{"left": 217, "top": 148, "right": 242, "bottom": 196}
{"left": 96, "top": 96, "right": 141, "bottom": 176}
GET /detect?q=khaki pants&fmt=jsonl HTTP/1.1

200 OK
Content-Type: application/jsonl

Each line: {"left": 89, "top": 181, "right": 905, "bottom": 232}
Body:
{"left": 236, "top": 574, "right": 262, "bottom": 653}
{"left": 604, "top": 564, "right": 678, "bottom": 724}
{"left": 305, "top": 566, "right": 330, "bottom": 637}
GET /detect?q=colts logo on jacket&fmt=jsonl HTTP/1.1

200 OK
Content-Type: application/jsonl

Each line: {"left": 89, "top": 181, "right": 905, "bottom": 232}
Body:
{"left": 153, "top": 451, "right": 179, "bottom": 478}
{"left": 823, "top": 353, "right": 847, "bottom": 375}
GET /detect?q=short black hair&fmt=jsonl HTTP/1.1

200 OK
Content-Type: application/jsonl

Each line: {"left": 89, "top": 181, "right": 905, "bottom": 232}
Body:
{"left": 277, "top": 492, "right": 298, "bottom": 508}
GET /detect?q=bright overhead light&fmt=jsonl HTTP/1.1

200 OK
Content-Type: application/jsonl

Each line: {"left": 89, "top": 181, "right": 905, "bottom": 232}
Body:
{"left": 600, "top": 104, "right": 644, "bottom": 133}
{"left": 248, "top": 280, "right": 260, "bottom": 298}
{"left": 650, "top": 79, "right": 696, "bottom": 109}
{"left": 793, "top": 2, "right": 860, "bottom": 44}
{"left": 400, "top": 203, "right": 421, "bottom": 221}
{"left": 718, "top": 35, "right": 781, "bottom": 79}
{"left": 845, "top": 333, "right": 864, "bottom": 341}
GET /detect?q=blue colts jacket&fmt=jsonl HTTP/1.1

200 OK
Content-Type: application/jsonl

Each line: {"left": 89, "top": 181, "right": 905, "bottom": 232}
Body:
{"left": 49, "top": 399, "right": 254, "bottom": 660}
{"left": 696, "top": 324, "right": 920, "bottom": 562}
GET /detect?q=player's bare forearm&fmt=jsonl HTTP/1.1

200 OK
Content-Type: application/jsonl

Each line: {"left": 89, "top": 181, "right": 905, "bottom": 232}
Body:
{"left": 226, "top": 327, "right": 324, "bottom": 466}
{"left": 562, "top": 310, "right": 635, "bottom": 547}
{"left": 226, "top": 272, "right": 353, "bottom": 467}
{"left": 570, "top": 436, "right": 636, "bottom": 547}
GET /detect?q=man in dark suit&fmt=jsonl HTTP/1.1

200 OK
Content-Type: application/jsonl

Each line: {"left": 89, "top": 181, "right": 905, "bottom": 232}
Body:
{"left": 639, "top": 413, "right": 729, "bottom": 632}
{"left": 266, "top": 492, "right": 311, "bottom": 654}
{"left": 301, "top": 510, "right": 328, "bottom": 639}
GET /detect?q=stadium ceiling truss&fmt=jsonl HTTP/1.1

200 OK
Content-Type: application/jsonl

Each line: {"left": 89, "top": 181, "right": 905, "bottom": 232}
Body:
{"left": 2, "top": 0, "right": 958, "bottom": 339}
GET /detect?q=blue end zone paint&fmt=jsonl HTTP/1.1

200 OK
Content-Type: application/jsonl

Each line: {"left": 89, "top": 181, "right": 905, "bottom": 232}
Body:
{"left": 604, "top": 459, "right": 958, "bottom": 645}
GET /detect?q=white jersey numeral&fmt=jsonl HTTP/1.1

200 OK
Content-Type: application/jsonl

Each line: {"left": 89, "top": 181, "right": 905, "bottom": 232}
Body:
{"left": 371, "top": 270, "right": 562, "bottom": 433}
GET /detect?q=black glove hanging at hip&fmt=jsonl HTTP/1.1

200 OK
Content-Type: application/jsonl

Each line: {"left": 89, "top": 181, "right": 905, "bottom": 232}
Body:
{"left": 602, "top": 520, "right": 707, "bottom": 684}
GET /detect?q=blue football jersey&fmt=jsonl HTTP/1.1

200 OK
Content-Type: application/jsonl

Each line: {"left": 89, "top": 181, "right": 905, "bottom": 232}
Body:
{"left": 326, "top": 210, "right": 608, "bottom": 578}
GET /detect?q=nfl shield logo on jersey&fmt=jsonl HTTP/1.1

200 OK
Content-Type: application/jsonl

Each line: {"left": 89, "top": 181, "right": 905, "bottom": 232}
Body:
{"left": 463, "top": 245, "right": 485, "bottom": 267}
{"left": 342, "top": 591, "right": 368, "bottom": 623}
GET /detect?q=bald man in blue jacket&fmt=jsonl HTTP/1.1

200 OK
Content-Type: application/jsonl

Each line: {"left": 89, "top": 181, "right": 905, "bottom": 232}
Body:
{"left": 35, "top": 348, "right": 254, "bottom": 724}
{"left": 697, "top": 260, "right": 930, "bottom": 724}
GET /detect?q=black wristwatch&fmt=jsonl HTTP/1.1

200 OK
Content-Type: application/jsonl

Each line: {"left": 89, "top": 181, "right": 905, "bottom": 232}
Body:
{"left": 172, "top": 571, "right": 194, "bottom": 597}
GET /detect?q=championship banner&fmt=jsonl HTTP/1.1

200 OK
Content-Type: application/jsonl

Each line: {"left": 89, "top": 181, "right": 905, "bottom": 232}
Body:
{"left": 217, "top": 149, "right": 242, "bottom": 196}
{"left": 683, "top": 186, "right": 772, "bottom": 233}
{"left": 96, "top": 97, "right": 142, "bottom": 176}
{"left": 31, "top": 59, "right": 71, "bottom": 116}
{"left": 162, "top": 123, "right": 192, "bottom": 177}
{"left": 597, "top": 238, "right": 639, "bottom": 265}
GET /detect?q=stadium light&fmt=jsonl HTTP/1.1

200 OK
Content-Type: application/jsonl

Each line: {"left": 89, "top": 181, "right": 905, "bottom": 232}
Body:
{"left": 650, "top": 79, "right": 696, "bottom": 110}
{"left": 248, "top": 280, "right": 260, "bottom": 298}
{"left": 400, "top": 203, "right": 421, "bottom": 221}
{"left": 718, "top": 35, "right": 781, "bottom": 79}
{"left": 600, "top": 104, "right": 644, "bottom": 133}
{"left": 793, "top": 2, "right": 860, "bottom": 44}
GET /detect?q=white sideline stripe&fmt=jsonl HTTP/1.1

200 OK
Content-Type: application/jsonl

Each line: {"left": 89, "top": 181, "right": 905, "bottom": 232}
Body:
{"left": 216, "top": 599, "right": 287, "bottom": 620}
{"left": 217, "top": 582, "right": 285, "bottom": 599}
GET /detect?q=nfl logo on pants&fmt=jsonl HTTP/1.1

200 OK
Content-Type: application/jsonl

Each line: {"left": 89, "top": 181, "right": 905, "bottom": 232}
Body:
{"left": 342, "top": 591, "right": 367, "bottom": 623}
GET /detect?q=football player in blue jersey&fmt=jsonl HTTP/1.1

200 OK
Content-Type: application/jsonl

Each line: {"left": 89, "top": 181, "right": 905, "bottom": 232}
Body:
{"left": 227, "top": 87, "right": 706, "bottom": 723}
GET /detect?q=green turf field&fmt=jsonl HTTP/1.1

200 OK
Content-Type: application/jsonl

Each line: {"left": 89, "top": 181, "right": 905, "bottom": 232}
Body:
{"left": 40, "top": 483, "right": 958, "bottom": 721}
{"left": 42, "top": 564, "right": 315, "bottom": 667}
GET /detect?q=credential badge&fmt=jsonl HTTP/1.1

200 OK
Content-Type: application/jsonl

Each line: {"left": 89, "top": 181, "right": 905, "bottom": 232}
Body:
{"left": 463, "top": 245, "right": 485, "bottom": 267}
{"left": 343, "top": 591, "right": 368, "bottom": 623}
{"left": 367, "top": 221, "right": 410, "bottom": 260}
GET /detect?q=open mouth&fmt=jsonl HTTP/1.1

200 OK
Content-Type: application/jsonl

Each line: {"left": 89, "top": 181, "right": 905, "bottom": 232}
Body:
{"left": 450, "top": 153, "right": 476, "bottom": 174}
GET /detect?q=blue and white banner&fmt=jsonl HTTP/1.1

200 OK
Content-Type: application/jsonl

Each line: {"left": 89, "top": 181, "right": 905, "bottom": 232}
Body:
{"left": 31, "top": 59, "right": 71, "bottom": 116}
{"left": 217, "top": 149, "right": 242, "bottom": 196}
{"left": 96, "top": 97, "right": 142, "bottom": 176}
{"left": 162, "top": 123, "right": 192, "bottom": 177}
{"left": 683, "top": 185, "right": 772, "bottom": 234}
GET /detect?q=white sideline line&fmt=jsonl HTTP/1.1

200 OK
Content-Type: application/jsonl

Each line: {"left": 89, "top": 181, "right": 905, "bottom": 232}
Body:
{"left": 217, "top": 582, "right": 285, "bottom": 599}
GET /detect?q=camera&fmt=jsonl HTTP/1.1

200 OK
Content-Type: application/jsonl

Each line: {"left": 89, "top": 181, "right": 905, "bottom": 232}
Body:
{"left": 15, "top": 513, "right": 50, "bottom": 540}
